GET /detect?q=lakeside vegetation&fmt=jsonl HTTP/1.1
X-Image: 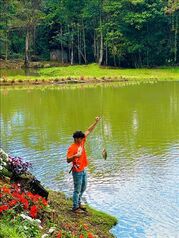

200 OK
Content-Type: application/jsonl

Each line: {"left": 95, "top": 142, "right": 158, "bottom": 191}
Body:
{"left": 0, "top": 178, "right": 117, "bottom": 238}
{"left": 0, "top": 149, "right": 117, "bottom": 238}
{"left": 1, "top": 64, "right": 179, "bottom": 85}
{"left": 38, "top": 64, "right": 179, "bottom": 80}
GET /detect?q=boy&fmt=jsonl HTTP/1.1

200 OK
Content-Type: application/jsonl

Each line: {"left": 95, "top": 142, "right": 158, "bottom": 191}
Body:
{"left": 67, "top": 116, "right": 100, "bottom": 213}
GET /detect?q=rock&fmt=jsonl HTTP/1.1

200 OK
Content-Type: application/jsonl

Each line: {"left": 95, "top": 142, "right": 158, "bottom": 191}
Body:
{"left": 42, "top": 234, "right": 49, "bottom": 238}
{"left": 48, "top": 227, "right": 56, "bottom": 234}
{"left": 0, "top": 148, "right": 9, "bottom": 161}
{"left": 0, "top": 167, "right": 13, "bottom": 177}
{"left": 20, "top": 213, "right": 34, "bottom": 222}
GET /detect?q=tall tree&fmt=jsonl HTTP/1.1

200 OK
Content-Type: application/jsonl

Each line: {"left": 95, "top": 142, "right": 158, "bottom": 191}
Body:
{"left": 13, "top": 0, "right": 44, "bottom": 67}
{"left": 0, "top": 0, "right": 17, "bottom": 60}
{"left": 166, "top": 0, "right": 179, "bottom": 63}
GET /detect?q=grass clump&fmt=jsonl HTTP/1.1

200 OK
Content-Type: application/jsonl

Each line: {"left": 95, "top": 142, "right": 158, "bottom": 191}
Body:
{"left": 0, "top": 221, "right": 22, "bottom": 238}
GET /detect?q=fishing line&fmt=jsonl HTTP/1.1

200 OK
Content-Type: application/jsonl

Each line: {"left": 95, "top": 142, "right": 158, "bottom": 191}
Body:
{"left": 100, "top": 86, "right": 107, "bottom": 160}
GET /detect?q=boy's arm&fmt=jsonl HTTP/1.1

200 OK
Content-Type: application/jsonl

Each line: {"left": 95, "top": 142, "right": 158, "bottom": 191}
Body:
{"left": 85, "top": 116, "right": 101, "bottom": 137}
{"left": 67, "top": 155, "right": 76, "bottom": 163}
{"left": 67, "top": 150, "right": 82, "bottom": 163}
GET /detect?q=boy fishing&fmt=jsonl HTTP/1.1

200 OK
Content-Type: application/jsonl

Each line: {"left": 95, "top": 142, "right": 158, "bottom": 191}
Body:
{"left": 67, "top": 116, "right": 101, "bottom": 213}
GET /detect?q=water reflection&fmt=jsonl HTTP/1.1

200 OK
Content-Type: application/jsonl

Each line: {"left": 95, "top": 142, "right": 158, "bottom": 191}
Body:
{"left": 0, "top": 82, "right": 179, "bottom": 237}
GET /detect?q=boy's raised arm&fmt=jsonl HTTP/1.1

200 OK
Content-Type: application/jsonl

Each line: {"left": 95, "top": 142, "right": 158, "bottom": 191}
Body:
{"left": 85, "top": 116, "right": 101, "bottom": 137}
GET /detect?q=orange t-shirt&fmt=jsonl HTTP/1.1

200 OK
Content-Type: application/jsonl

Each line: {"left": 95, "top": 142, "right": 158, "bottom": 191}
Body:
{"left": 67, "top": 137, "right": 88, "bottom": 172}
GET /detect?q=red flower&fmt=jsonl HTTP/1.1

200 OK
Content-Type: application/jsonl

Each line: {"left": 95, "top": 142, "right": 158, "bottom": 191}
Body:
{"left": 88, "top": 233, "right": 94, "bottom": 238}
{"left": 29, "top": 205, "right": 38, "bottom": 218}
{"left": 0, "top": 205, "right": 9, "bottom": 213}
{"left": 56, "top": 231, "right": 62, "bottom": 238}
{"left": 41, "top": 197, "right": 48, "bottom": 206}
{"left": 26, "top": 191, "right": 34, "bottom": 199}
{"left": 1, "top": 186, "right": 10, "bottom": 194}
{"left": 12, "top": 191, "right": 22, "bottom": 200}
{"left": 11, "top": 183, "right": 21, "bottom": 192}
{"left": 83, "top": 223, "right": 89, "bottom": 230}
{"left": 31, "top": 194, "right": 40, "bottom": 202}
{"left": 21, "top": 198, "right": 29, "bottom": 210}
{"left": 79, "top": 235, "right": 84, "bottom": 238}
{"left": 8, "top": 200, "right": 17, "bottom": 207}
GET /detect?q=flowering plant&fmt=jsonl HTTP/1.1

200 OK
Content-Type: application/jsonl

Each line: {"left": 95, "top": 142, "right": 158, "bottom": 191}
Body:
{"left": 0, "top": 183, "right": 48, "bottom": 219}
{"left": 8, "top": 156, "right": 32, "bottom": 175}
{"left": 0, "top": 148, "right": 31, "bottom": 177}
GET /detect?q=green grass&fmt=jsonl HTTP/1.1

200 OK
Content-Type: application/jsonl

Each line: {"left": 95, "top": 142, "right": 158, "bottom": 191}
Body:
{"left": 0, "top": 221, "right": 25, "bottom": 238}
{"left": 1, "top": 63, "right": 179, "bottom": 82}
{"left": 48, "top": 190, "right": 118, "bottom": 237}
{"left": 39, "top": 64, "right": 179, "bottom": 80}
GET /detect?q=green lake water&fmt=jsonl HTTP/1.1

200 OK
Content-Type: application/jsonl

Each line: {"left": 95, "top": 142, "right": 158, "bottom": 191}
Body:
{"left": 0, "top": 82, "right": 179, "bottom": 237}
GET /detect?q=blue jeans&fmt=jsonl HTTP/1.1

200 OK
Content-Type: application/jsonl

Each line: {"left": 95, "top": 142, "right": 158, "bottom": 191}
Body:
{"left": 72, "top": 170, "right": 87, "bottom": 209}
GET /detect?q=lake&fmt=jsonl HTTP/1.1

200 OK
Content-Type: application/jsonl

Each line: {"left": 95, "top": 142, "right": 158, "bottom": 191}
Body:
{"left": 0, "top": 82, "right": 179, "bottom": 237}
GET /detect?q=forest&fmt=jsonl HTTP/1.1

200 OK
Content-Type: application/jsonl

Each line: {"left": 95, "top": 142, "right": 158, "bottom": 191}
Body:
{"left": 0, "top": 0, "right": 178, "bottom": 68}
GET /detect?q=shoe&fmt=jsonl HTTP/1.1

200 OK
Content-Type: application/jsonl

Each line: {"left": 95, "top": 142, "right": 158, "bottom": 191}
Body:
{"left": 79, "top": 204, "right": 87, "bottom": 211}
{"left": 72, "top": 207, "right": 84, "bottom": 213}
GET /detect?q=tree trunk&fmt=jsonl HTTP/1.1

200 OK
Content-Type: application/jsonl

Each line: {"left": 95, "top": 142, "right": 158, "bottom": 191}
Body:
{"left": 5, "top": 17, "right": 8, "bottom": 61}
{"left": 32, "top": 26, "right": 36, "bottom": 56}
{"left": 61, "top": 27, "right": 64, "bottom": 64}
{"left": 138, "top": 50, "right": 142, "bottom": 68}
{"left": 70, "top": 29, "right": 74, "bottom": 65}
{"left": 82, "top": 20, "right": 87, "bottom": 64}
{"left": 25, "top": 29, "right": 30, "bottom": 67}
{"left": 68, "top": 25, "right": 71, "bottom": 63}
{"left": 98, "top": 13, "right": 103, "bottom": 66}
{"left": 97, "top": 37, "right": 99, "bottom": 62}
{"left": 113, "top": 54, "right": 116, "bottom": 67}
{"left": 98, "top": 0, "right": 103, "bottom": 65}
{"left": 93, "top": 31, "right": 97, "bottom": 62}
{"left": 5, "top": 30, "right": 8, "bottom": 61}
{"left": 77, "top": 24, "right": 81, "bottom": 64}
{"left": 174, "top": 14, "right": 178, "bottom": 63}
{"left": 105, "top": 44, "right": 108, "bottom": 65}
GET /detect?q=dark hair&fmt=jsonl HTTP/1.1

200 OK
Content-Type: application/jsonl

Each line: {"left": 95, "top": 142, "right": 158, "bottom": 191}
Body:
{"left": 73, "top": 131, "right": 85, "bottom": 139}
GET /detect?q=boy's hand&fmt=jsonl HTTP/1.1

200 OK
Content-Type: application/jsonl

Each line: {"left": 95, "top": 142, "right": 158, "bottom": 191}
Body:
{"left": 95, "top": 116, "right": 101, "bottom": 122}
{"left": 85, "top": 116, "right": 101, "bottom": 137}
{"left": 75, "top": 152, "right": 82, "bottom": 158}
{"left": 75, "top": 146, "right": 82, "bottom": 157}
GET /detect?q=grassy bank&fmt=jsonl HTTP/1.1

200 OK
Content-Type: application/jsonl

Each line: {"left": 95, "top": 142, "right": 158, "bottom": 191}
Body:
{"left": 1, "top": 64, "right": 179, "bottom": 85}
{"left": 39, "top": 64, "right": 179, "bottom": 80}
{"left": 0, "top": 178, "right": 117, "bottom": 238}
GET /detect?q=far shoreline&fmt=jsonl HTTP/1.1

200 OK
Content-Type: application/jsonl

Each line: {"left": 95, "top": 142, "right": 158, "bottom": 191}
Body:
{"left": 1, "top": 62, "right": 178, "bottom": 86}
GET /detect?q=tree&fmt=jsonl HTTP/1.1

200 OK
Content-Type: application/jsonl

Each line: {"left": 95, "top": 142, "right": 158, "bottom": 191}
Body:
{"left": 0, "top": 0, "right": 17, "bottom": 60}
{"left": 165, "top": 0, "right": 179, "bottom": 63}
{"left": 12, "top": 0, "right": 44, "bottom": 67}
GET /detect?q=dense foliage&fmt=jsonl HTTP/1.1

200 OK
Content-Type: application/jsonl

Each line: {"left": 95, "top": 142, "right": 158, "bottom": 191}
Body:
{"left": 0, "top": 0, "right": 178, "bottom": 67}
